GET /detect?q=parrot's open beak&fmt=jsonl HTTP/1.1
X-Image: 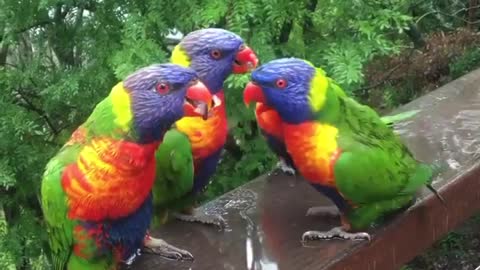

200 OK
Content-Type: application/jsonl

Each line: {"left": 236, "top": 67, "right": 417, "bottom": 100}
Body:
{"left": 184, "top": 80, "right": 213, "bottom": 120}
{"left": 232, "top": 45, "right": 259, "bottom": 74}
{"left": 243, "top": 81, "right": 266, "bottom": 107}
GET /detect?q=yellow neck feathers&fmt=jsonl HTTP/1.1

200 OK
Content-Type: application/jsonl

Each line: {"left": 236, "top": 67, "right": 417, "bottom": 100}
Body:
{"left": 170, "top": 45, "right": 191, "bottom": 67}
{"left": 308, "top": 68, "right": 329, "bottom": 112}
{"left": 110, "top": 82, "right": 132, "bottom": 132}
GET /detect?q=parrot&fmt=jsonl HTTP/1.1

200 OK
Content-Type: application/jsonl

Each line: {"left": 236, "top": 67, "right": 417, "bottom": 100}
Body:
{"left": 243, "top": 58, "right": 444, "bottom": 242}
{"left": 253, "top": 79, "right": 420, "bottom": 176}
{"left": 40, "top": 63, "right": 213, "bottom": 270}
{"left": 147, "top": 28, "right": 259, "bottom": 231}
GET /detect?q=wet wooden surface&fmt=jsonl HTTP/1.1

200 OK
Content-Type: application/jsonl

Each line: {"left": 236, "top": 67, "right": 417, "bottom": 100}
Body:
{"left": 132, "top": 69, "right": 480, "bottom": 270}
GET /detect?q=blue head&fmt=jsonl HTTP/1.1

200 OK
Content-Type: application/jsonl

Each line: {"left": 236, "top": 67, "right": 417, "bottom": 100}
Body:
{"left": 172, "top": 28, "right": 259, "bottom": 93}
{"left": 122, "top": 63, "right": 212, "bottom": 142}
{"left": 244, "top": 58, "right": 322, "bottom": 124}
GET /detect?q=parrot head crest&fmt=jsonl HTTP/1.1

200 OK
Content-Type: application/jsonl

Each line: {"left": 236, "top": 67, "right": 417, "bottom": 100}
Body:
{"left": 243, "top": 58, "right": 330, "bottom": 124}
{"left": 121, "top": 64, "right": 212, "bottom": 142}
{"left": 172, "top": 28, "right": 258, "bottom": 93}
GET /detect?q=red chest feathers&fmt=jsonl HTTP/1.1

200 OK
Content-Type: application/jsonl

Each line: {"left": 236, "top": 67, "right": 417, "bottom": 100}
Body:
{"left": 255, "top": 102, "right": 283, "bottom": 140}
{"left": 62, "top": 138, "right": 159, "bottom": 221}
{"left": 283, "top": 122, "right": 341, "bottom": 186}
{"left": 175, "top": 92, "right": 228, "bottom": 161}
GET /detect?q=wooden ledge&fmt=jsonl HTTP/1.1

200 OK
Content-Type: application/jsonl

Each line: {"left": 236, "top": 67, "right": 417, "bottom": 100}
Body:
{"left": 132, "top": 69, "right": 480, "bottom": 270}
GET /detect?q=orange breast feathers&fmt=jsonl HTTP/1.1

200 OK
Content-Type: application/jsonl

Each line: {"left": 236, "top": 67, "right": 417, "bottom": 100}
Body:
{"left": 255, "top": 102, "right": 283, "bottom": 140}
{"left": 61, "top": 137, "right": 160, "bottom": 221}
{"left": 175, "top": 92, "right": 228, "bottom": 160}
{"left": 283, "top": 122, "right": 341, "bottom": 186}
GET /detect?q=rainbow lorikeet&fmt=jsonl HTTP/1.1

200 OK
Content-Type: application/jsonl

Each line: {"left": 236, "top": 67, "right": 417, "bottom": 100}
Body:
{"left": 149, "top": 28, "right": 258, "bottom": 229}
{"left": 243, "top": 58, "right": 443, "bottom": 241}
{"left": 252, "top": 78, "right": 420, "bottom": 176}
{"left": 40, "top": 64, "right": 213, "bottom": 269}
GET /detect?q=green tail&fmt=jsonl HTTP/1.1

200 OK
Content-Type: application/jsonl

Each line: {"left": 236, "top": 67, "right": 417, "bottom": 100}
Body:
{"left": 400, "top": 162, "right": 446, "bottom": 206}
{"left": 426, "top": 183, "right": 446, "bottom": 206}
{"left": 381, "top": 109, "right": 421, "bottom": 127}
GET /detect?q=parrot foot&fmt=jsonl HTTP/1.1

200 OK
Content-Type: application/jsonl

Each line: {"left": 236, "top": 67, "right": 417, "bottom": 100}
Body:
{"left": 301, "top": 227, "right": 371, "bottom": 242}
{"left": 143, "top": 237, "right": 194, "bottom": 261}
{"left": 174, "top": 211, "right": 226, "bottom": 230}
{"left": 305, "top": 206, "right": 340, "bottom": 217}
{"left": 119, "top": 250, "right": 141, "bottom": 269}
{"left": 275, "top": 159, "right": 296, "bottom": 175}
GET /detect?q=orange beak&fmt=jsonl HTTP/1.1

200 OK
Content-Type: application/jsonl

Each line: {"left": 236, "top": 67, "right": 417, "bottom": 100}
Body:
{"left": 243, "top": 81, "right": 266, "bottom": 107}
{"left": 183, "top": 81, "right": 213, "bottom": 120}
{"left": 232, "top": 45, "right": 259, "bottom": 74}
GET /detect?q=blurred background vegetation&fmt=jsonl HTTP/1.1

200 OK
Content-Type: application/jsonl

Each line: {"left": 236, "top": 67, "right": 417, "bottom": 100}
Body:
{"left": 1, "top": 0, "right": 480, "bottom": 269}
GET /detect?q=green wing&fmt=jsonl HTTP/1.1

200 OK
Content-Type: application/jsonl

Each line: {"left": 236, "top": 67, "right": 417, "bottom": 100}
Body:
{"left": 332, "top": 98, "right": 418, "bottom": 201}
{"left": 151, "top": 129, "right": 194, "bottom": 227}
{"left": 41, "top": 144, "right": 82, "bottom": 270}
{"left": 328, "top": 97, "right": 432, "bottom": 229}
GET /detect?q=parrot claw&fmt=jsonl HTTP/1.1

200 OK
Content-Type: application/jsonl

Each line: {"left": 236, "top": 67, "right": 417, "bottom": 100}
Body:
{"left": 305, "top": 206, "right": 340, "bottom": 217}
{"left": 274, "top": 159, "right": 296, "bottom": 175}
{"left": 143, "top": 237, "right": 194, "bottom": 261}
{"left": 174, "top": 212, "right": 226, "bottom": 230}
{"left": 301, "top": 227, "right": 371, "bottom": 242}
{"left": 118, "top": 250, "right": 141, "bottom": 269}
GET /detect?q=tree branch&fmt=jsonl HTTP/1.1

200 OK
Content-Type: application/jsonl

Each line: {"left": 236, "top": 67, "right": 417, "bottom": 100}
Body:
{"left": 277, "top": 20, "right": 293, "bottom": 44}
{"left": 14, "top": 89, "right": 60, "bottom": 135}
{"left": 405, "top": 22, "right": 426, "bottom": 48}
{"left": 416, "top": 4, "right": 480, "bottom": 25}
{"left": 468, "top": 0, "right": 479, "bottom": 29}
{"left": 0, "top": 17, "right": 53, "bottom": 45}
{"left": 0, "top": 41, "right": 8, "bottom": 66}
{"left": 74, "top": 8, "right": 85, "bottom": 31}
{"left": 224, "top": 133, "right": 243, "bottom": 160}
{"left": 303, "top": 0, "right": 318, "bottom": 30}
{"left": 15, "top": 19, "right": 53, "bottom": 35}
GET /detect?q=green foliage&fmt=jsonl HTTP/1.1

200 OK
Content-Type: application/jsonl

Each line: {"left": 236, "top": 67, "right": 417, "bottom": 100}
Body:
{"left": 202, "top": 73, "right": 278, "bottom": 200}
{"left": 1, "top": 0, "right": 479, "bottom": 268}
{"left": 449, "top": 47, "right": 480, "bottom": 79}
{"left": 308, "top": 0, "right": 412, "bottom": 89}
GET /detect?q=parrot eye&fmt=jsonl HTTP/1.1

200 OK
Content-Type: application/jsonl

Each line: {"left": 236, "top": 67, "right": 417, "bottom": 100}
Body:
{"left": 155, "top": 82, "right": 170, "bottom": 94}
{"left": 275, "top": 78, "right": 287, "bottom": 89}
{"left": 210, "top": 49, "right": 222, "bottom": 60}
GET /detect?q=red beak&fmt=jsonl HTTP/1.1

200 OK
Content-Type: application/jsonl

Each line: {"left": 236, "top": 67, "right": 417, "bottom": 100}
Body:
{"left": 243, "top": 81, "right": 266, "bottom": 107}
{"left": 183, "top": 81, "right": 213, "bottom": 120}
{"left": 232, "top": 45, "right": 259, "bottom": 74}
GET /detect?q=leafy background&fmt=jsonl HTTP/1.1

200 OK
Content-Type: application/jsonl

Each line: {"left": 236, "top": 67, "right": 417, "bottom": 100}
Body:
{"left": 1, "top": 0, "right": 480, "bottom": 269}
